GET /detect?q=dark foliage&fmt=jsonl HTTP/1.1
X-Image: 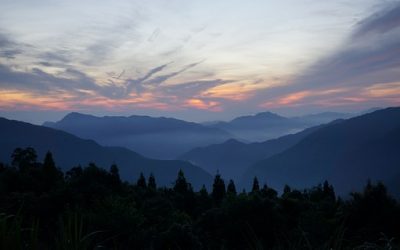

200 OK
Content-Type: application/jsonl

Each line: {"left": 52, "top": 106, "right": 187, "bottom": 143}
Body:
{"left": 0, "top": 147, "right": 399, "bottom": 249}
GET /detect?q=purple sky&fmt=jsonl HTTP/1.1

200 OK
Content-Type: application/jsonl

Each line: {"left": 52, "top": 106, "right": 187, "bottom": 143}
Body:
{"left": 0, "top": 0, "right": 399, "bottom": 124}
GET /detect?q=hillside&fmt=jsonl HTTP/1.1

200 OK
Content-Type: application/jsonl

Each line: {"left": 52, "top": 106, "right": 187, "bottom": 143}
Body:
{"left": 43, "top": 112, "right": 232, "bottom": 159}
{"left": 0, "top": 117, "right": 212, "bottom": 189}
{"left": 209, "top": 111, "right": 351, "bottom": 141}
{"left": 242, "top": 107, "right": 400, "bottom": 196}
{"left": 179, "top": 124, "right": 324, "bottom": 180}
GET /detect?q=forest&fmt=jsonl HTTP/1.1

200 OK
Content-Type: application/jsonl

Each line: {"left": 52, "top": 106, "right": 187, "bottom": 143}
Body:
{"left": 1, "top": 147, "right": 399, "bottom": 249}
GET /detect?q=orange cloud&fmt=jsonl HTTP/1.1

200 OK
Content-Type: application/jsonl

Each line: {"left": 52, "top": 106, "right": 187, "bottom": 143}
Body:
{"left": 260, "top": 88, "right": 348, "bottom": 108}
{"left": 0, "top": 90, "right": 72, "bottom": 110}
{"left": 277, "top": 90, "right": 311, "bottom": 105}
{"left": 363, "top": 82, "right": 400, "bottom": 97}
{"left": 184, "top": 99, "right": 222, "bottom": 111}
{"left": 0, "top": 89, "right": 173, "bottom": 111}
{"left": 203, "top": 81, "right": 272, "bottom": 101}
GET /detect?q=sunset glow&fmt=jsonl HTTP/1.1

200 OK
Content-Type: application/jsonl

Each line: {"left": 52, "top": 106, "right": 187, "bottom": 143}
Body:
{"left": 1, "top": 0, "right": 400, "bottom": 123}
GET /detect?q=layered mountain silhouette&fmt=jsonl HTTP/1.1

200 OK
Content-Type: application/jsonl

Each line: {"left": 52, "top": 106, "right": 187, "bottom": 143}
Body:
{"left": 208, "top": 111, "right": 351, "bottom": 141}
{"left": 179, "top": 124, "right": 324, "bottom": 180}
{"left": 0, "top": 117, "right": 212, "bottom": 189}
{"left": 242, "top": 107, "right": 400, "bottom": 196}
{"left": 44, "top": 112, "right": 232, "bottom": 159}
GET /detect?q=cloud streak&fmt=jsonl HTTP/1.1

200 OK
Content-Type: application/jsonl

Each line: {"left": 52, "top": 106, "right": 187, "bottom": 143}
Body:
{"left": 1, "top": 0, "right": 399, "bottom": 120}
{"left": 0, "top": 59, "right": 231, "bottom": 112}
{"left": 0, "top": 33, "right": 24, "bottom": 59}
{"left": 255, "top": 2, "right": 400, "bottom": 109}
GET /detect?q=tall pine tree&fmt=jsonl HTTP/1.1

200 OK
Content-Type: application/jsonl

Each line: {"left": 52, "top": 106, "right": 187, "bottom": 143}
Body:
{"left": 227, "top": 179, "right": 237, "bottom": 196}
{"left": 252, "top": 177, "right": 260, "bottom": 193}
{"left": 174, "top": 169, "right": 189, "bottom": 193}
{"left": 212, "top": 173, "right": 226, "bottom": 204}
{"left": 148, "top": 173, "right": 157, "bottom": 190}
{"left": 137, "top": 172, "right": 147, "bottom": 188}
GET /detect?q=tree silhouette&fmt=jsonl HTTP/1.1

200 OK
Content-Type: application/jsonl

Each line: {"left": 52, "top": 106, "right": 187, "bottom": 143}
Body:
{"left": 109, "top": 164, "right": 121, "bottom": 187}
{"left": 200, "top": 184, "right": 208, "bottom": 197}
{"left": 110, "top": 164, "right": 120, "bottom": 179}
{"left": 323, "top": 180, "right": 335, "bottom": 200}
{"left": 174, "top": 169, "right": 189, "bottom": 193}
{"left": 212, "top": 173, "right": 226, "bottom": 204}
{"left": 283, "top": 184, "right": 291, "bottom": 195}
{"left": 42, "top": 151, "right": 62, "bottom": 190}
{"left": 11, "top": 147, "right": 37, "bottom": 171}
{"left": 1, "top": 147, "right": 399, "bottom": 249}
{"left": 137, "top": 172, "right": 147, "bottom": 188}
{"left": 251, "top": 177, "right": 260, "bottom": 193}
{"left": 148, "top": 173, "right": 157, "bottom": 190}
{"left": 65, "top": 165, "right": 83, "bottom": 180}
{"left": 227, "top": 179, "right": 237, "bottom": 196}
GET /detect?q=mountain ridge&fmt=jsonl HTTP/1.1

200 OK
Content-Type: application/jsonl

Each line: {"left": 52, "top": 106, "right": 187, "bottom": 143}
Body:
{"left": 241, "top": 107, "right": 400, "bottom": 196}
{"left": 43, "top": 112, "right": 232, "bottom": 159}
{"left": 0, "top": 117, "right": 213, "bottom": 189}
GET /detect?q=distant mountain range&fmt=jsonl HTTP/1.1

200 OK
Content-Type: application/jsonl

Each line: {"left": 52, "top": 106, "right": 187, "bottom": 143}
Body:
{"left": 207, "top": 111, "right": 353, "bottom": 141}
{"left": 43, "top": 111, "right": 355, "bottom": 162}
{"left": 241, "top": 107, "right": 400, "bottom": 197}
{"left": 5, "top": 106, "right": 397, "bottom": 196}
{"left": 179, "top": 124, "right": 325, "bottom": 180}
{"left": 0, "top": 117, "right": 212, "bottom": 189}
{"left": 44, "top": 112, "right": 232, "bottom": 159}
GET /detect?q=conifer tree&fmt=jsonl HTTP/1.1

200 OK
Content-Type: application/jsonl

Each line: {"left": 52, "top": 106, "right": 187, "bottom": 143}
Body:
{"left": 323, "top": 180, "right": 335, "bottom": 200}
{"left": 137, "top": 172, "right": 147, "bottom": 188}
{"left": 12, "top": 147, "right": 37, "bottom": 171}
{"left": 110, "top": 164, "right": 121, "bottom": 186}
{"left": 283, "top": 184, "right": 291, "bottom": 195}
{"left": 252, "top": 177, "right": 260, "bottom": 193}
{"left": 110, "top": 164, "right": 120, "bottom": 178}
{"left": 212, "top": 173, "right": 226, "bottom": 203}
{"left": 200, "top": 184, "right": 208, "bottom": 197}
{"left": 174, "top": 169, "right": 188, "bottom": 193}
{"left": 42, "top": 151, "right": 62, "bottom": 189}
{"left": 227, "top": 179, "right": 237, "bottom": 196}
{"left": 148, "top": 173, "right": 157, "bottom": 190}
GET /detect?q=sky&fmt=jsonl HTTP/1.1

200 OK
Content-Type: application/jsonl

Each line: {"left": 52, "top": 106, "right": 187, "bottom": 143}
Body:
{"left": 0, "top": 0, "right": 400, "bottom": 124}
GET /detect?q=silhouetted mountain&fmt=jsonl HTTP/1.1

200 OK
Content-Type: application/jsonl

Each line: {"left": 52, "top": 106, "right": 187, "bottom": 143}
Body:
{"left": 208, "top": 111, "right": 350, "bottom": 141}
{"left": 242, "top": 107, "right": 400, "bottom": 196}
{"left": 43, "top": 112, "right": 232, "bottom": 159}
{"left": 179, "top": 125, "right": 324, "bottom": 180}
{"left": 291, "top": 112, "right": 352, "bottom": 125}
{"left": 0, "top": 117, "right": 212, "bottom": 189}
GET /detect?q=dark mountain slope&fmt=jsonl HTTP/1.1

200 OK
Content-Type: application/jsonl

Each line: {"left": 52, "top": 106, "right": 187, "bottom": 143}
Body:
{"left": 43, "top": 112, "right": 231, "bottom": 159}
{"left": 179, "top": 124, "right": 324, "bottom": 180}
{"left": 209, "top": 111, "right": 351, "bottom": 141}
{"left": 0, "top": 117, "right": 212, "bottom": 189}
{"left": 242, "top": 107, "right": 400, "bottom": 195}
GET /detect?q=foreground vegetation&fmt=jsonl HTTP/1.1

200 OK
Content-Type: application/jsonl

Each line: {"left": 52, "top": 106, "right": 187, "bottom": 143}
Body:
{"left": 0, "top": 147, "right": 399, "bottom": 249}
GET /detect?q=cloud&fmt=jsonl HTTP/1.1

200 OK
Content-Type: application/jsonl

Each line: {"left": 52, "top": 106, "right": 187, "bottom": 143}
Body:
{"left": 161, "top": 79, "right": 231, "bottom": 99}
{"left": 0, "top": 33, "right": 23, "bottom": 59}
{"left": 184, "top": 98, "right": 221, "bottom": 111}
{"left": 125, "top": 63, "right": 170, "bottom": 95}
{"left": 254, "top": 2, "right": 400, "bottom": 109}
{"left": 363, "top": 81, "right": 400, "bottom": 98}
{"left": 260, "top": 88, "right": 349, "bottom": 108}
{"left": 352, "top": 3, "right": 400, "bottom": 38}
{"left": 0, "top": 63, "right": 99, "bottom": 95}
{"left": 148, "top": 28, "right": 161, "bottom": 42}
{"left": 123, "top": 60, "right": 206, "bottom": 97}
{"left": 0, "top": 59, "right": 230, "bottom": 112}
{"left": 143, "top": 60, "right": 204, "bottom": 86}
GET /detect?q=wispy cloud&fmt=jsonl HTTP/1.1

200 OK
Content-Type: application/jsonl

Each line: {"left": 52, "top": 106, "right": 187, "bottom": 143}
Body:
{"left": 1, "top": 0, "right": 398, "bottom": 120}
{"left": 0, "top": 59, "right": 231, "bottom": 112}
{"left": 255, "top": 2, "right": 400, "bottom": 109}
{"left": 352, "top": 3, "right": 400, "bottom": 38}
{"left": 0, "top": 32, "right": 24, "bottom": 59}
